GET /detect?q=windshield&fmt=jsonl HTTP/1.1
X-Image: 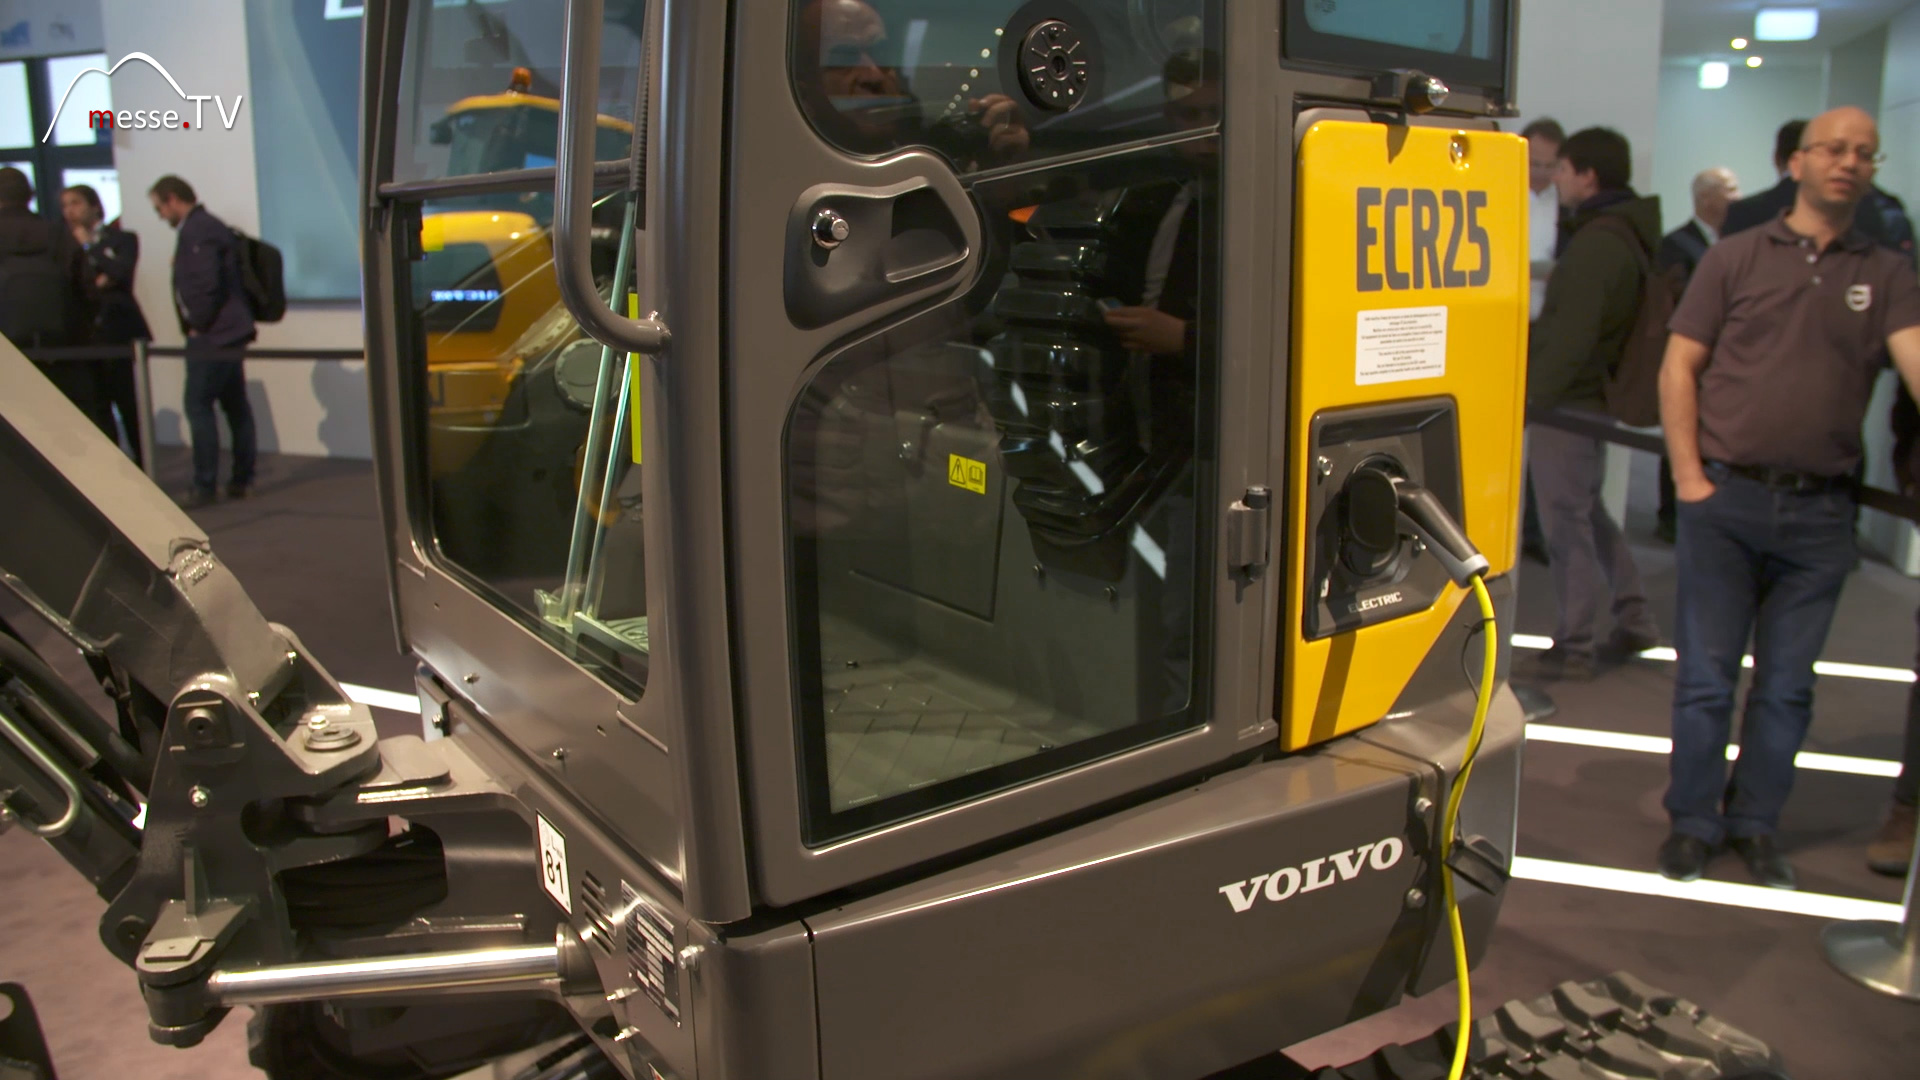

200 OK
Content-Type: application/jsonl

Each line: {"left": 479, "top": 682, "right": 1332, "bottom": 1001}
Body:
{"left": 1283, "top": 0, "right": 1506, "bottom": 92}
{"left": 394, "top": 0, "right": 644, "bottom": 183}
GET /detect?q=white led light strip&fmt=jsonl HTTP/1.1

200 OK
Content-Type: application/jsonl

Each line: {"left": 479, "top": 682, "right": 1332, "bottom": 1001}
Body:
{"left": 1510, "top": 634, "right": 1916, "bottom": 684}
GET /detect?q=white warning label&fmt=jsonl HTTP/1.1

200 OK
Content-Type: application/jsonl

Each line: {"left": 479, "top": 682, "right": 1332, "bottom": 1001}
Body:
{"left": 1355, "top": 306, "right": 1448, "bottom": 385}
{"left": 537, "top": 813, "right": 571, "bottom": 914}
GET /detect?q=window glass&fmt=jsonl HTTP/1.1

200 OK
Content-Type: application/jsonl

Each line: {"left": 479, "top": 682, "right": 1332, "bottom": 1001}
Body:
{"left": 247, "top": 0, "right": 362, "bottom": 300}
{"left": 792, "top": 0, "right": 1216, "bottom": 170}
{"left": 1284, "top": 0, "right": 1505, "bottom": 89}
{"left": 410, "top": 187, "right": 648, "bottom": 691}
{"left": 45, "top": 53, "right": 112, "bottom": 148}
{"left": 786, "top": 67, "right": 1219, "bottom": 840}
{"left": 1304, "top": 0, "right": 1479, "bottom": 55}
{"left": 394, "top": 0, "right": 644, "bottom": 184}
{"left": 0, "top": 62, "right": 31, "bottom": 149}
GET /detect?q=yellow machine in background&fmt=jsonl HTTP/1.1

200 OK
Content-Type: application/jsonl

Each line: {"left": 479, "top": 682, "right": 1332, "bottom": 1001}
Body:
{"left": 415, "top": 71, "right": 632, "bottom": 476}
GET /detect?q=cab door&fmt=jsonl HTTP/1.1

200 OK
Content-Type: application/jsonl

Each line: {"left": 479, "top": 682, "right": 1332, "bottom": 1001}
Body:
{"left": 724, "top": 0, "right": 1278, "bottom": 906}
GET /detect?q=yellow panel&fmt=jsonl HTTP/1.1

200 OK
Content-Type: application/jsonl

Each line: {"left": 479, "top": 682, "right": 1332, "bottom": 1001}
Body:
{"left": 1280, "top": 121, "right": 1528, "bottom": 751}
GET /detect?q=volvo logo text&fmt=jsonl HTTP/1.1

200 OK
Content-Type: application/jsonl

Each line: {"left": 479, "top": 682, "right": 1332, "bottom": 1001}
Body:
{"left": 1218, "top": 837, "right": 1406, "bottom": 914}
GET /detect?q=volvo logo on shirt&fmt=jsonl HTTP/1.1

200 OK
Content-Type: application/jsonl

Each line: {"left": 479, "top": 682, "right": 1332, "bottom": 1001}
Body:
{"left": 1848, "top": 284, "right": 1873, "bottom": 312}
{"left": 1217, "top": 836, "right": 1407, "bottom": 913}
{"left": 1355, "top": 187, "right": 1493, "bottom": 293}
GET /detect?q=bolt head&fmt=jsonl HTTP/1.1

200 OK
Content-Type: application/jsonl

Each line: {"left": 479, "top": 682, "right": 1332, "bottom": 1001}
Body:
{"left": 813, "top": 209, "right": 850, "bottom": 249}
{"left": 1413, "top": 796, "right": 1435, "bottom": 815}
{"left": 307, "top": 715, "right": 330, "bottom": 732}
{"left": 189, "top": 786, "right": 210, "bottom": 809}
{"left": 1404, "top": 886, "right": 1427, "bottom": 909}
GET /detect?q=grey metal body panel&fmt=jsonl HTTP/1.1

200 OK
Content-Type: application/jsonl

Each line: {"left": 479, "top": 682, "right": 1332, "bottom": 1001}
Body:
{"left": 691, "top": 922, "right": 822, "bottom": 1080}
{"left": 801, "top": 699, "right": 1524, "bottom": 1080}
{"left": 433, "top": 694, "right": 698, "bottom": 1078}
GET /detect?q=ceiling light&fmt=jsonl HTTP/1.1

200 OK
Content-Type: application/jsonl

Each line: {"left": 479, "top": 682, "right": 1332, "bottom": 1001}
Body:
{"left": 1699, "top": 61, "right": 1730, "bottom": 89}
{"left": 1755, "top": 8, "right": 1819, "bottom": 41}
{"left": 1732, "top": 37, "right": 1749, "bottom": 49}
{"left": 1747, "top": 55, "right": 1764, "bottom": 67}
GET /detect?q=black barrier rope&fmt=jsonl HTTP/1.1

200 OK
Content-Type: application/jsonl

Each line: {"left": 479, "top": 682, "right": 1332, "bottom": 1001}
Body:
{"left": 22, "top": 345, "right": 366, "bottom": 362}
{"left": 1536, "top": 408, "right": 1920, "bottom": 527}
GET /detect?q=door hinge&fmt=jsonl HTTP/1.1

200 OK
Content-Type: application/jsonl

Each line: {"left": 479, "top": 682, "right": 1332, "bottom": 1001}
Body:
{"left": 1227, "top": 486, "right": 1272, "bottom": 576}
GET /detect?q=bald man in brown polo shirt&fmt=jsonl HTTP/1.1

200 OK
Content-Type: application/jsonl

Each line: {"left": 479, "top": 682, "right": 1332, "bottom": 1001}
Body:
{"left": 1657, "top": 107, "right": 1920, "bottom": 888}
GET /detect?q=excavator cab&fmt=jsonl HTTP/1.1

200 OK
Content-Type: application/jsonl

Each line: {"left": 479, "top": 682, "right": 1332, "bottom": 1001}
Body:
{"left": 0, "top": 1, "right": 1538, "bottom": 1078}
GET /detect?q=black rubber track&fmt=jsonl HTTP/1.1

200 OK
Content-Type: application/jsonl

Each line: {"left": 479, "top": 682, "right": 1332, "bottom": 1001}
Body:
{"left": 1213, "top": 971, "right": 1787, "bottom": 1080}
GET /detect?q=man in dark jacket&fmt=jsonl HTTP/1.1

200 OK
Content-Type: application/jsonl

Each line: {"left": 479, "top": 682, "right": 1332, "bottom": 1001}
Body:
{"left": 1517, "top": 127, "right": 1662, "bottom": 683}
{"left": 0, "top": 167, "right": 94, "bottom": 414}
{"left": 62, "top": 184, "right": 152, "bottom": 465}
{"left": 150, "top": 174, "right": 256, "bottom": 506}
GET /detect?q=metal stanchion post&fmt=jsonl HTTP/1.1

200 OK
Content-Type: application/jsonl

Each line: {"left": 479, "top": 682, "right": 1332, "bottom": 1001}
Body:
{"left": 132, "top": 339, "right": 156, "bottom": 481}
{"left": 1822, "top": 829, "right": 1920, "bottom": 1000}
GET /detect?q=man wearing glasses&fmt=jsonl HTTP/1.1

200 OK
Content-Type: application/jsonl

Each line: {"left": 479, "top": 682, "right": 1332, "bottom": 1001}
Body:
{"left": 1657, "top": 107, "right": 1920, "bottom": 889}
{"left": 1725, "top": 118, "right": 1913, "bottom": 253}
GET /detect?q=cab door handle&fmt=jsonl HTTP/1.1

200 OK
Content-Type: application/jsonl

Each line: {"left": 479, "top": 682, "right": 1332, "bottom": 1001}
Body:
{"left": 783, "top": 177, "right": 972, "bottom": 330}
{"left": 554, "top": 0, "right": 669, "bottom": 354}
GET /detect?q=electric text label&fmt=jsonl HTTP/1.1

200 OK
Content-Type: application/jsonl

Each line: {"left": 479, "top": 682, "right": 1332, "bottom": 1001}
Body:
{"left": 1356, "top": 188, "right": 1492, "bottom": 293}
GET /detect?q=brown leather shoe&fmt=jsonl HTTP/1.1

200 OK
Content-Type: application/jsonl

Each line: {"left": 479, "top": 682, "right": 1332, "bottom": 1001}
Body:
{"left": 1867, "top": 803, "right": 1917, "bottom": 877}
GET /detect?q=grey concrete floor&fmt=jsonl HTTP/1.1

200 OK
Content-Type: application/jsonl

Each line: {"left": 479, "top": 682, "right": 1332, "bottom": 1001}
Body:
{"left": 3, "top": 448, "right": 1917, "bottom": 1078}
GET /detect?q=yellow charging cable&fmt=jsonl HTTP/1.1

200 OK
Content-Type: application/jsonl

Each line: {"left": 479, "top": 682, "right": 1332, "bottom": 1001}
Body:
{"left": 1442, "top": 575, "right": 1498, "bottom": 1080}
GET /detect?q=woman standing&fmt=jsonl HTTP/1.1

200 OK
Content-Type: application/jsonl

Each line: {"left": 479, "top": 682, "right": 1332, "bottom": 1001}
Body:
{"left": 61, "top": 184, "right": 151, "bottom": 464}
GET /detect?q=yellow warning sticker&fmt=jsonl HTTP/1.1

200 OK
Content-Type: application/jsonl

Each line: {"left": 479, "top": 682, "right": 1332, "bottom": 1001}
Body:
{"left": 948, "top": 453, "right": 988, "bottom": 494}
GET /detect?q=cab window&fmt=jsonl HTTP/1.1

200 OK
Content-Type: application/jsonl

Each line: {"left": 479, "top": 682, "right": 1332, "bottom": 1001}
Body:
{"left": 393, "top": 0, "right": 650, "bottom": 693}
{"left": 791, "top": 0, "right": 1215, "bottom": 170}
{"left": 1283, "top": 0, "right": 1507, "bottom": 91}
{"left": 785, "top": 18, "right": 1222, "bottom": 842}
{"left": 395, "top": 0, "right": 644, "bottom": 184}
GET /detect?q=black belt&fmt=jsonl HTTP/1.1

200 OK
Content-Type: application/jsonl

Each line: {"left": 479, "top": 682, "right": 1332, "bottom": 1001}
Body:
{"left": 1708, "top": 460, "right": 1854, "bottom": 495}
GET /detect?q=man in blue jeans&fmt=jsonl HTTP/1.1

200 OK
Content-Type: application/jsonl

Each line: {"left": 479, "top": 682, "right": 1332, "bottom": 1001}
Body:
{"left": 1658, "top": 107, "right": 1920, "bottom": 888}
{"left": 150, "top": 175, "right": 256, "bottom": 507}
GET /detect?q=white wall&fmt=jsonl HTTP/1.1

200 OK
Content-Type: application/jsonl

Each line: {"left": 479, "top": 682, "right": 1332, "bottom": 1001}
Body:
{"left": 1514, "top": 0, "right": 1666, "bottom": 195}
{"left": 98, "top": 0, "right": 370, "bottom": 460}
{"left": 1880, "top": 3, "right": 1920, "bottom": 207}
{"left": 1863, "top": 3, "right": 1920, "bottom": 573}
{"left": 1513, "top": 0, "right": 1666, "bottom": 519}
{"left": 1830, "top": 25, "right": 1889, "bottom": 116}
{"left": 1652, "top": 61, "right": 1828, "bottom": 236}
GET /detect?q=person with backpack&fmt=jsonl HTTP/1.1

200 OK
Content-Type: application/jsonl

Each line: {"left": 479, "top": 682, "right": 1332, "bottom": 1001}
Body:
{"left": 1514, "top": 127, "right": 1662, "bottom": 685}
{"left": 1656, "top": 107, "right": 1920, "bottom": 889}
{"left": 0, "top": 167, "right": 95, "bottom": 415}
{"left": 150, "top": 174, "right": 256, "bottom": 507}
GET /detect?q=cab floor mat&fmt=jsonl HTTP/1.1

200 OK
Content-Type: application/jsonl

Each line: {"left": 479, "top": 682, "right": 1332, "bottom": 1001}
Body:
{"left": 817, "top": 617, "right": 1108, "bottom": 809}
{"left": 1249, "top": 972, "right": 1787, "bottom": 1080}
